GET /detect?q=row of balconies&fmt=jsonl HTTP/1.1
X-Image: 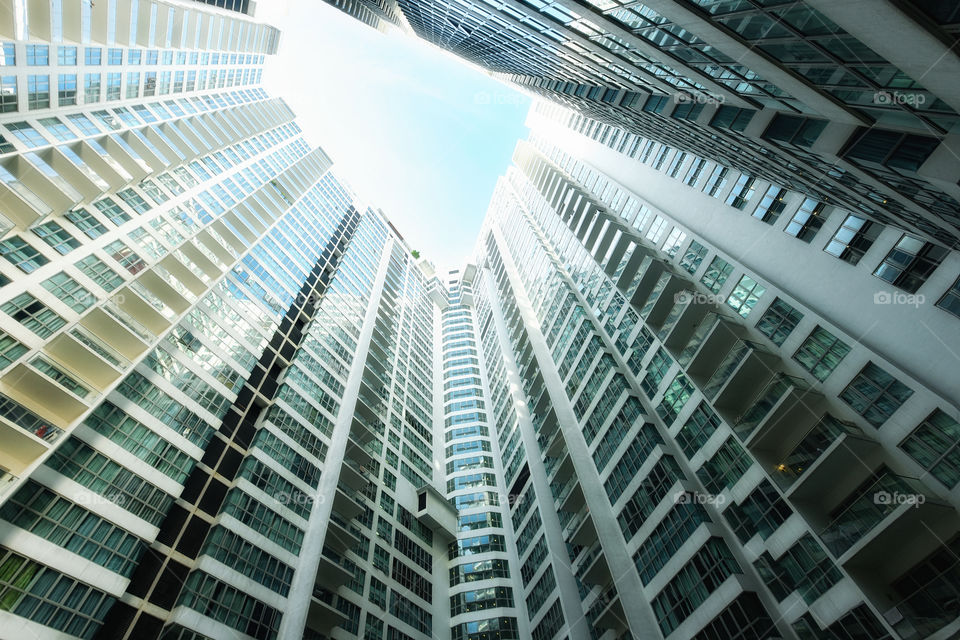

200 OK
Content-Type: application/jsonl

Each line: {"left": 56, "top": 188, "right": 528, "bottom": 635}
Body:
{"left": 524, "top": 155, "right": 960, "bottom": 637}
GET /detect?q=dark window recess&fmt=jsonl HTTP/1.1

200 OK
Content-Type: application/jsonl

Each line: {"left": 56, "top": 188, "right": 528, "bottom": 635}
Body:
{"left": 762, "top": 114, "right": 827, "bottom": 148}
{"left": 509, "top": 463, "right": 531, "bottom": 499}
{"left": 180, "top": 469, "right": 210, "bottom": 505}
{"left": 218, "top": 445, "right": 244, "bottom": 479}
{"left": 155, "top": 504, "right": 190, "bottom": 548}
{"left": 198, "top": 478, "right": 230, "bottom": 516}
{"left": 200, "top": 436, "right": 226, "bottom": 468}
{"left": 418, "top": 492, "right": 427, "bottom": 511}
{"left": 148, "top": 561, "right": 189, "bottom": 609}
{"left": 643, "top": 94, "right": 669, "bottom": 113}
{"left": 671, "top": 101, "right": 704, "bottom": 121}
{"left": 234, "top": 415, "right": 259, "bottom": 449}
{"left": 125, "top": 550, "right": 163, "bottom": 598}
{"left": 126, "top": 613, "right": 164, "bottom": 640}
{"left": 176, "top": 516, "right": 211, "bottom": 559}
{"left": 843, "top": 128, "right": 940, "bottom": 172}
{"left": 710, "top": 106, "right": 755, "bottom": 132}
{"left": 92, "top": 602, "right": 137, "bottom": 640}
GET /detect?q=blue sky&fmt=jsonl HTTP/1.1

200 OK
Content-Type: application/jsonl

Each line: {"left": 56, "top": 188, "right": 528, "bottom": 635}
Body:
{"left": 257, "top": 1, "right": 531, "bottom": 269}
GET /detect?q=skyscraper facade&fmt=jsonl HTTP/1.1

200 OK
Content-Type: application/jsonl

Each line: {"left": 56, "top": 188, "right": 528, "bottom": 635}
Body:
{"left": 323, "top": 0, "right": 960, "bottom": 251}
{"left": 1, "top": 2, "right": 959, "bottom": 640}
{"left": 0, "top": 2, "right": 455, "bottom": 640}
{"left": 463, "top": 102, "right": 960, "bottom": 639}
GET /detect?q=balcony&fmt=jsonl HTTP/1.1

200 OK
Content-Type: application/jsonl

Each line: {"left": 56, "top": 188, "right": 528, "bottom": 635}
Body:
{"left": 555, "top": 478, "right": 585, "bottom": 513}
{"left": 565, "top": 509, "right": 597, "bottom": 546}
{"left": 819, "top": 473, "right": 948, "bottom": 563}
{"left": 590, "top": 587, "right": 628, "bottom": 634}
{"left": 339, "top": 457, "right": 372, "bottom": 492}
{"left": 772, "top": 416, "right": 878, "bottom": 499}
{"left": 344, "top": 436, "right": 374, "bottom": 469}
{"left": 325, "top": 510, "right": 361, "bottom": 553}
{"left": 726, "top": 373, "right": 823, "bottom": 447}
{"left": 699, "top": 340, "right": 779, "bottom": 405}
{"left": 0, "top": 395, "right": 61, "bottom": 475}
{"left": 579, "top": 546, "right": 612, "bottom": 586}
{"left": 0, "top": 470, "right": 16, "bottom": 498}
{"left": 333, "top": 486, "right": 365, "bottom": 521}
{"left": 548, "top": 451, "right": 574, "bottom": 484}
{"left": 316, "top": 550, "right": 353, "bottom": 589}
{"left": 306, "top": 587, "right": 348, "bottom": 635}
{"left": 0, "top": 356, "right": 96, "bottom": 425}
{"left": 642, "top": 275, "right": 694, "bottom": 334}
{"left": 679, "top": 312, "right": 743, "bottom": 372}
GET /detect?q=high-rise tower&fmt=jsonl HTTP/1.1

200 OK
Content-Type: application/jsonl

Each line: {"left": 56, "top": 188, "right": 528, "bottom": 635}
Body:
{"left": 321, "top": 0, "right": 960, "bottom": 252}
{"left": 464, "top": 102, "right": 960, "bottom": 639}
{"left": 0, "top": 2, "right": 958, "bottom": 640}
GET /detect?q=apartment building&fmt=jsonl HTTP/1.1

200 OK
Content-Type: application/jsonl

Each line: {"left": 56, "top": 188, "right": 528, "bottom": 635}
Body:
{"left": 0, "top": 1, "right": 958, "bottom": 640}
{"left": 462, "top": 102, "right": 959, "bottom": 639}
{"left": 322, "top": 0, "right": 960, "bottom": 253}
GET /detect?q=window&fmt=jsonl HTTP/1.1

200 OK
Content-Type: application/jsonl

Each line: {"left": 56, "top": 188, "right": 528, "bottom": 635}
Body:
{"left": 126, "top": 72, "right": 140, "bottom": 98}
{"left": 75, "top": 254, "right": 124, "bottom": 291}
{"left": 900, "top": 410, "right": 960, "bottom": 489}
{"left": 839, "top": 362, "right": 913, "bottom": 427}
{"left": 5, "top": 122, "right": 46, "bottom": 147}
{"left": 703, "top": 165, "right": 728, "bottom": 197}
{"left": 1, "top": 293, "right": 66, "bottom": 338}
{"left": 725, "top": 275, "right": 766, "bottom": 318}
{"left": 662, "top": 228, "right": 687, "bottom": 258}
{"left": 41, "top": 272, "right": 94, "bottom": 312}
{"left": 679, "top": 240, "right": 707, "bottom": 274}
{"left": 685, "top": 158, "right": 707, "bottom": 187}
{"left": 725, "top": 480, "right": 792, "bottom": 543}
{"left": 84, "top": 73, "right": 101, "bottom": 102}
{"left": 92, "top": 197, "right": 130, "bottom": 225}
{"left": 0, "top": 76, "right": 16, "bottom": 112}
{"left": 755, "top": 297, "right": 803, "bottom": 346}
{"left": 762, "top": 113, "right": 827, "bottom": 148}
{"left": 701, "top": 256, "right": 733, "bottom": 293}
{"left": 938, "top": 277, "right": 960, "bottom": 318}
{"left": 27, "top": 75, "right": 50, "bottom": 110}
{"left": 65, "top": 208, "right": 108, "bottom": 238}
{"left": 725, "top": 175, "right": 756, "bottom": 209}
{"left": 25, "top": 45, "right": 48, "bottom": 66}
{"left": 844, "top": 128, "right": 939, "bottom": 173}
{"left": 57, "top": 46, "right": 76, "bottom": 65}
{"left": 85, "top": 47, "right": 101, "bottom": 65}
{"left": 106, "top": 73, "right": 121, "bottom": 101}
{"left": 784, "top": 198, "right": 826, "bottom": 242}
{"left": 0, "top": 236, "right": 48, "bottom": 272}
{"left": 56, "top": 73, "right": 77, "bottom": 106}
{"left": 107, "top": 48, "right": 123, "bottom": 65}
{"left": 38, "top": 117, "right": 77, "bottom": 143}
{"left": 824, "top": 214, "right": 880, "bottom": 265}
{"left": 752, "top": 186, "right": 787, "bottom": 224}
{"left": 0, "top": 331, "right": 28, "bottom": 370}
{"left": 872, "top": 234, "right": 947, "bottom": 293}
{"left": 0, "top": 43, "right": 15, "bottom": 65}
{"left": 32, "top": 221, "right": 80, "bottom": 255}
{"left": 67, "top": 113, "right": 100, "bottom": 136}
{"left": 793, "top": 326, "right": 850, "bottom": 382}
{"left": 646, "top": 216, "right": 668, "bottom": 244}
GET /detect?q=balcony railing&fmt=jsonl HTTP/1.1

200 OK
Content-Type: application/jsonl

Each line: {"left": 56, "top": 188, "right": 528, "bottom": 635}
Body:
{"left": 820, "top": 473, "right": 928, "bottom": 557}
